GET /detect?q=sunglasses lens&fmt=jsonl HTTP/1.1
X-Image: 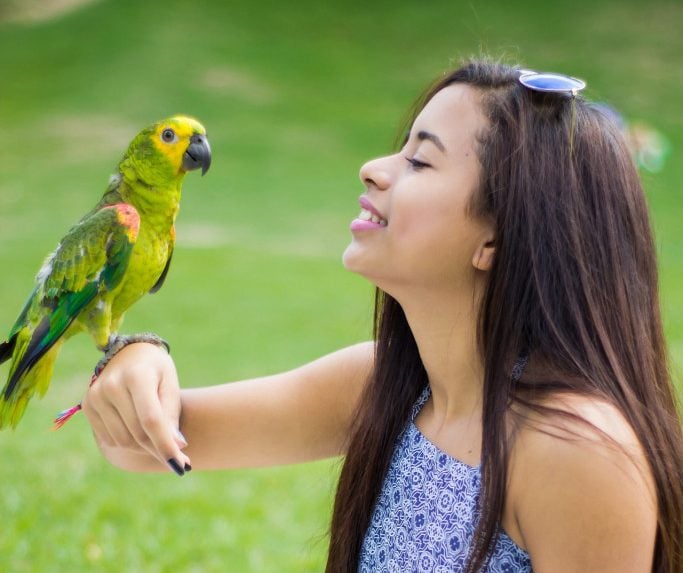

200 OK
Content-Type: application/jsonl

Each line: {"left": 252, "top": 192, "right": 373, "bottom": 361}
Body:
{"left": 519, "top": 72, "right": 586, "bottom": 94}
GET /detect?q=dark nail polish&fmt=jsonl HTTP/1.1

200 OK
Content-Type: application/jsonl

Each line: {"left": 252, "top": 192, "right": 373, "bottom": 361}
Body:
{"left": 184, "top": 463, "right": 192, "bottom": 472}
{"left": 167, "top": 458, "right": 185, "bottom": 476}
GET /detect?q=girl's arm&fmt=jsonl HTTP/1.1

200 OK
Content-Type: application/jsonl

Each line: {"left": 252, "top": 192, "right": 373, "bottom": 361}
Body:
{"left": 82, "top": 341, "right": 373, "bottom": 473}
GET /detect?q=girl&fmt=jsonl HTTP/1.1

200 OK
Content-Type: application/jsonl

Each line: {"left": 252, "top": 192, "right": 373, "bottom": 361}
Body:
{"left": 83, "top": 59, "right": 683, "bottom": 572}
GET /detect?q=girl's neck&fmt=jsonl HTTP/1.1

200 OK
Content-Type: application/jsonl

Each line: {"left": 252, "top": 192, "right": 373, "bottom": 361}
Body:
{"left": 398, "top": 286, "right": 485, "bottom": 423}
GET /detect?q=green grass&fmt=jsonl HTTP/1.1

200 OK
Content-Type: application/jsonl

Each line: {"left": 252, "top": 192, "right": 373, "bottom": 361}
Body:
{"left": 0, "top": 0, "right": 681, "bottom": 570}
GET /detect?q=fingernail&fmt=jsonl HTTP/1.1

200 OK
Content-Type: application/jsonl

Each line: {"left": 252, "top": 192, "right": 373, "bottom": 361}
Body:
{"left": 167, "top": 458, "right": 185, "bottom": 477}
{"left": 173, "top": 427, "right": 188, "bottom": 448}
{"left": 184, "top": 463, "right": 192, "bottom": 472}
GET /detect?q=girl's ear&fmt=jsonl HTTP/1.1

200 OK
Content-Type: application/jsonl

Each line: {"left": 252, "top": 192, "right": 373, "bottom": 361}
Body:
{"left": 473, "top": 237, "right": 496, "bottom": 271}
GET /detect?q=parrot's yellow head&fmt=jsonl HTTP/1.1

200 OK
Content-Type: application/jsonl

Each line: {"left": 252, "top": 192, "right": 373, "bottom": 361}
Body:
{"left": 120, "top": 115, "right": 211, "bottom": 188}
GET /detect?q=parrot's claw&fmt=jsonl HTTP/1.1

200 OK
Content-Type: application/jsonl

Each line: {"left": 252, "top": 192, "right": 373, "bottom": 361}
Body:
{"left": 94, "top": 332, "right": 170, "bottom": 378}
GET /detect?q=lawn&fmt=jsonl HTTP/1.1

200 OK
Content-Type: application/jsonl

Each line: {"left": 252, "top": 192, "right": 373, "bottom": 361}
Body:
{"left": 0, "top": 0, "right": 681, "bottom": 570}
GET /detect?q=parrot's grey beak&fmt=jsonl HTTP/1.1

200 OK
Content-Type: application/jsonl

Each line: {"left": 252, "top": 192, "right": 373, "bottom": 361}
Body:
{"left": 182, "top": 133, "right": 212, "bottom": 176}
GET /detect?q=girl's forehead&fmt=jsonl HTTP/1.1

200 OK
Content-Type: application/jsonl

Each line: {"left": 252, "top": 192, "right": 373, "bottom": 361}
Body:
{"left": 412, "top": 84, "right": 487, "bottom": 150}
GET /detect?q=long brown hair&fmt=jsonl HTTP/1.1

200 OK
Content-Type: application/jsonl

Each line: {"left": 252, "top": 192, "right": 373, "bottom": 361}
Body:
{"left": 327, "top": 59, "right": 683, "bottom": 572}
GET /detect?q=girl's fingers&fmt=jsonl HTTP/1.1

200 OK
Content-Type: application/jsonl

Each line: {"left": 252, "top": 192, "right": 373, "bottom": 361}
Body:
{"left": 82, "top": 398, "right": 116, "bottom": 449}
{"left": 83, "top": 375, "right": 144, "bottom": 450}
{"left": 129, "top": 375, "right": 190, "bottom": 471}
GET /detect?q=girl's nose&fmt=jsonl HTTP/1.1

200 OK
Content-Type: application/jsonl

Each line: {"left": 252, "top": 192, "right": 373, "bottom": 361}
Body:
{"left": 359, "top": 156, "right": 392, "bottom": 192}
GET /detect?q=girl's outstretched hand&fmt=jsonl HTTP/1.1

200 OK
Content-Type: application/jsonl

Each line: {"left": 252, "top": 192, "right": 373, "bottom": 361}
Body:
{"left": 82, "top": 342, "right": 191, "bottom": 476}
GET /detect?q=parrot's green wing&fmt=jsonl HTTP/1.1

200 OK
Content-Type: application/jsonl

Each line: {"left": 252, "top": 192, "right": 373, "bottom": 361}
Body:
{"left": 0, "top": 203, "right": 140, "bottom": 426}
{"left": 41, "top": 203, "right": 139, "bottom": 302}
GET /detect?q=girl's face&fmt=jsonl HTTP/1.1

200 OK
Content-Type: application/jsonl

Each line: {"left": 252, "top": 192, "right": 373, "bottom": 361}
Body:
{"left": 343, "top": 84, "right": 494, "bottom": 298}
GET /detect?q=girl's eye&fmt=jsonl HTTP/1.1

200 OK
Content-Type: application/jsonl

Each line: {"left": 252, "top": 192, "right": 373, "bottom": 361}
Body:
{"left": 405, "top": 157, "right": 430, "bottom": 171}
{"left": 161, "top": 128, "right": 176, "bottom": 143}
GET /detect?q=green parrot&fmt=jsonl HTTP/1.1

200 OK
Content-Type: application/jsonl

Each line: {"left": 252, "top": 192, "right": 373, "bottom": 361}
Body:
{"left": 0, "top": 115, "right": 211, "bottom": 429}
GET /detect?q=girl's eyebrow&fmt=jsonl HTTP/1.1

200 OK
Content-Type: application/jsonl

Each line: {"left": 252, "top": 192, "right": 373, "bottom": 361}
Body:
{"left": 416, "top": 130, "right": 446, "bottom": 153}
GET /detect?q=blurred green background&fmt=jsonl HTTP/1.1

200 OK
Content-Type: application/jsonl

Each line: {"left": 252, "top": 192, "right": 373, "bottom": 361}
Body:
{"left": 0, "top": 0, "right": 680, "bottom": 570}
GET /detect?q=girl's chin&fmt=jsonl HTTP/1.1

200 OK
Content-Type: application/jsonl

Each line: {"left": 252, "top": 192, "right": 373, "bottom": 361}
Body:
{"left": 342, "top": 246, "right": 388, "bottom": 291}
{"left": 342, "top": 245, "right": 370, "bottom": 276}
{"left": 342, "top": 243, "right": 358, "bottom": 273}
{"left": 342, "top": 241, "right": 365, "bottom": 272}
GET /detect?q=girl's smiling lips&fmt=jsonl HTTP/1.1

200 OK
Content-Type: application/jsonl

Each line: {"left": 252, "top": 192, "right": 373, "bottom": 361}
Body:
{"left": 350, "top": 195, "right": 388, "bottom": 231}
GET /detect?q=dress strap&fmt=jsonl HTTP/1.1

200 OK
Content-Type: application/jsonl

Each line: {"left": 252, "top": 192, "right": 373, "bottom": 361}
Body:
{"left": 410, "top": 386, "right": 431, "bottom": 421}
{"left": 410, "top": 354, "right": 527, "bottom": 423}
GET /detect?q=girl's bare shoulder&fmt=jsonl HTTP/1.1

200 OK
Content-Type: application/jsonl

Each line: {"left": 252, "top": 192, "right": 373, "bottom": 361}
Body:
{"left": 506, "top": 393, "right": 657, "bottom": 571}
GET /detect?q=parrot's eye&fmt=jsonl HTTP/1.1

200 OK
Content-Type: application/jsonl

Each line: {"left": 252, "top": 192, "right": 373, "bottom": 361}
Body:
{"left": 161, "top": 129, "right": 177, "bottom": 143}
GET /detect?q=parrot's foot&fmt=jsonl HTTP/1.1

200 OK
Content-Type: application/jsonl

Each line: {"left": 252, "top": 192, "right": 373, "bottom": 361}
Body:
{"left": 52, "top": 333, "right": 169, "bottom": 431}
{"left": 94, "top": 333, "right": 170, "bottom": 378}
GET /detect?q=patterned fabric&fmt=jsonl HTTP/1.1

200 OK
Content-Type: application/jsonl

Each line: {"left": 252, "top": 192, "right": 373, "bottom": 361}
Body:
{"left": 359, "top": 387, "right": 532, "bottom": 572}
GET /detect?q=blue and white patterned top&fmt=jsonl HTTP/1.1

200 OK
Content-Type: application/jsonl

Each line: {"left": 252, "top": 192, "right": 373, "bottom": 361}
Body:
{"left": 359, "top": 387, "right": 533, "bottom": 572}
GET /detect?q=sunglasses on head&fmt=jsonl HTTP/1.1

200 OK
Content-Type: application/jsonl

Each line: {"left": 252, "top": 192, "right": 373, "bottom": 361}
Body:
{"left": 518, "top": 70, "right": 586, "bottom": 96}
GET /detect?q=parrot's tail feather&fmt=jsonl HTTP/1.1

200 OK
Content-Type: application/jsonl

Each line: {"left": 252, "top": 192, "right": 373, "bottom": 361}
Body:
{"left": 5, "top": 285, "right": 95, "bottom": 401}
{"left": 4, "top": 319, "right": 51, "bottom": 399}
{"left": 0, "top": 340, "right": 62, "bottom": 430}
{"left": 0, "top": 386, "right": 31, "bottom": 430}
{"left": 0, "top": 335, "right": 16, "bottom": 365}
{"left": 52, "top": 403, "right": 82, "bottom": 430}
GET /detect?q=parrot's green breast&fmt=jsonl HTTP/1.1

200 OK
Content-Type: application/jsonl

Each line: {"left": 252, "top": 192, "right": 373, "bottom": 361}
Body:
{"left": 111, "top": 222, "right": 173, "bottom": 317}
